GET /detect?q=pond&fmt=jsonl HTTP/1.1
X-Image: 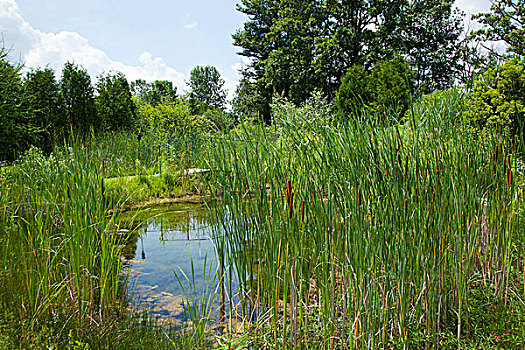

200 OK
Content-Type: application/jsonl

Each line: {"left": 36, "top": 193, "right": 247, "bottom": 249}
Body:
{"left": 121, "top": 202, "right": 221, "bottom": 322}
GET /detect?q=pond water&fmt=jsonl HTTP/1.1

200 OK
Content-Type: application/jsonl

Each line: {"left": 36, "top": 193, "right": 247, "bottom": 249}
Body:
{"left": 121, "top": 202, "right": 221, "bottom": 322}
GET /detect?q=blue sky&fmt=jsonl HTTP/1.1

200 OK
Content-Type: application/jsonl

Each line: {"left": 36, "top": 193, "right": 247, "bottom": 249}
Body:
{"left": 1, "top": 0, "right": 491, "bottom": 99}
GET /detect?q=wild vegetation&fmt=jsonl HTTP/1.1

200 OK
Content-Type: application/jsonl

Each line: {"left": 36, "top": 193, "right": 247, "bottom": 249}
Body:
{"left": 0, "top": 0, "right": 525, "bottom": 349}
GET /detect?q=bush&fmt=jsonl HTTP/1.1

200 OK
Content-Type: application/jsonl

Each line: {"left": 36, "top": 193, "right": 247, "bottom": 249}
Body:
{"left": 463, "top": 57, "right": 525, "bottom": 137}
{"left": 335, "top": 56, "right": 415, "bottom": 124}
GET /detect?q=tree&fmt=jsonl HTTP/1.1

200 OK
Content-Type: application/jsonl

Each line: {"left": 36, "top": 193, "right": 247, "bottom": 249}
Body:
{"left": 131, "top": 79, "right": 177, "bottom": 106}
{"left": 463, "top": 57, "right": 525, "bottom": 137}
{"left": 233, "top": 0, "right": 465, "bottom": 122}
{"left": 96, "top": 72, "right": 136, "bottom": 131}
{"left": 393, "top": 0, "right": 465, "bottom": 91}
{"left": 59, "top": 61, "right": 96, "bottom": 133}
{"left": 232, "top": 77, "right": 269, "bottom": 122}
{"left": 0, "top": 49, "right": 27, "bottom": 160}
{"left": 22, "top": 67, "right": 61, "bottom": 152}
{"left": 187, "top": 65, "right": 227, "bottom": 111}
{"left": 471, "top": 0, "right": 525, "bottom": 57}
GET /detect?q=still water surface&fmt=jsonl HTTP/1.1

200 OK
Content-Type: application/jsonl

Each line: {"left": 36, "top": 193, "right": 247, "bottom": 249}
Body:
{"left": 122, "top": 203, "right": 219, "bottom": 321}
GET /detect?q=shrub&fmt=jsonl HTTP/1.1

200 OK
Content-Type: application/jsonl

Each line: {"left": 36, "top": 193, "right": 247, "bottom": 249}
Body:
{"left": 335, "top": 56, "right": 415, "bottom": 124}
{"left": 464, "top": 57, "right": 525, "bottom": 137}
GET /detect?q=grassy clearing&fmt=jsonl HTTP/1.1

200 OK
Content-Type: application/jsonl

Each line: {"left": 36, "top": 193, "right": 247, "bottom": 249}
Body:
{"left": 205, "top": 90, "right": 525, "bottom": 349}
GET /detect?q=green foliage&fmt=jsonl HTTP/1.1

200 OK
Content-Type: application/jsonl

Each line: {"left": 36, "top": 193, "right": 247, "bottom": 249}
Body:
{"left": 135, "top": 98, "right": 214, "bottom": 141}
{"left": 131, "top": 79, "right": 177, "bottom": 106}
{"left": 271, "top": 90, "right": 331, "bottom": 135}
{"left": 335, "top": 56, "right": 414, "bottom": 123}
{"left": 233, "top": 0, "right": 465, "bottom": 119}
{"left": 231, "top": 77, "right": 271, "bottom": 124}
{"left": 22, "top": 67, "right": 62, "bottom": 153}
{"left": 334, "top": 65, "right": 370, "bottom": 118}
{"left": 96, "top": 72, "right": 136, "bottom": 131}
{"left": 389, "top": 0, "right": 465, "bottom": 91}
{"left": 0, "top": 49, "right": 41, "bottom": 161}
{"left": 471, "top": 0, "right": 525, "bottom": 57}
{"left": 188, "top": 65, "right": 226, "bottom": 111}
{"left": 60, "top": 61, "right": 97, "bottom": 133}
{"left": 464, "top": 57, "right": 525, "bottom": 135}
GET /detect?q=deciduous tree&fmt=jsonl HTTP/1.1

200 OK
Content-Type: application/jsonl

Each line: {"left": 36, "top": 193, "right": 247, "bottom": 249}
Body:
{"left": 187, "top": 65, "right": 227, "bottom": 111}
{"left": 471, "top": 0, "right": 525, "bottom": 57}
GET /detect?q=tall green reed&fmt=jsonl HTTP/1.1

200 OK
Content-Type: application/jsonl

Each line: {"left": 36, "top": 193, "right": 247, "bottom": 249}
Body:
{"left": 204, "top": 90, "right": 523, "bottom": 348}
{"left": 0, "top": 141, "right": 126, "bottom": 343}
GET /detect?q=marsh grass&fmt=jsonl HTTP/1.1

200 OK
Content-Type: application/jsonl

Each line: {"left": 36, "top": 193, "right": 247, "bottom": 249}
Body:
{"left": 204, "top": 90, "right": 525, "bottom": 348}
{"left": 0, "top": 139, "right": 214, "bottom": 349}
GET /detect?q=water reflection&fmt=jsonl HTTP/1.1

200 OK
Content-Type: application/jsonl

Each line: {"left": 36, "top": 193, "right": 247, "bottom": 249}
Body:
{"left": 122, "top": 203, "right": 218, "bottom": 321}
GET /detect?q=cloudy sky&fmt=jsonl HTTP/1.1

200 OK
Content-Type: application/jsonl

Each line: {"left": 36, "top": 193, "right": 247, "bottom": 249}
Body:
{"left": 0, "top": 0, "right": 491, "bottom": 98}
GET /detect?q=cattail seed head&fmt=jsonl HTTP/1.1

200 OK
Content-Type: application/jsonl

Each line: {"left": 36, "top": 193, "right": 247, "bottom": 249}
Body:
{"left": 301, "top": 200, "right": 305, "bottom": 221}
{"left": 404, "top": 199, "right": 407, "bottom": 211}
{"left": 289, "top": 191, "right": 294, "bottom": 218}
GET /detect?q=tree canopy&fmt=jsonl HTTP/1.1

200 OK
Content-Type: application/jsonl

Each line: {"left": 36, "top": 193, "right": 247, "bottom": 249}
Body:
{"left": 471, "top": 0, "right": 525, "bottom": 57}
{"left": 232, "top": 0, "right": 465, "bottom": 123}
{"left": 60, "top": 61, "right": 96, "bottom": 133}
{"left": 187, "top": 65, "right": 227, "bottom": 111}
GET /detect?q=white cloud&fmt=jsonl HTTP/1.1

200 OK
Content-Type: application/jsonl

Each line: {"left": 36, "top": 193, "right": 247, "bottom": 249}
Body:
{"left": 454, "top": 0, "right": 491, "bottom": 14}
{"left": 184, "top": 21, "right": 198, "bottom": 30}
{"left": 0, "top": 0, "right": 187, "bottom": 91}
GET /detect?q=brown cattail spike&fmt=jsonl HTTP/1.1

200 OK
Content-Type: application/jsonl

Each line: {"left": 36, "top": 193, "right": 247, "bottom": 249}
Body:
{"left": 289, "top": 191, "right": 294, "bottom": 218}
{"left": 301, "top": 200, "right": 305, "bottom": 221}
{"left": 404, "top": 199, "right": 407, "bottom": 211}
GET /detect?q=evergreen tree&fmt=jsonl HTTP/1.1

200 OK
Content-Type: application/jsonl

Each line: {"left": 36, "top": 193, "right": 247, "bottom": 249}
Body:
{"left": 22, "top": 67, "right": 61, "bottom": 152}
{"left": 96, "top": 72, "right": 136, "bottom": 131}
{"left": 59, "top": 61, "right": 96, "bottom": 133}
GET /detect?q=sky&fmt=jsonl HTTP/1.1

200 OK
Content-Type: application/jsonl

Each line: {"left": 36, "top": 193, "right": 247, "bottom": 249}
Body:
{"left": 0, "top": 0, "right": 492, "bottom": 100}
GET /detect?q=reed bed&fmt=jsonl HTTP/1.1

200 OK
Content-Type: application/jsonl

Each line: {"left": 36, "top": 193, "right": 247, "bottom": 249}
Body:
{"left": 206, "top": 90, "right": 525, "bottom": 348}
{"left": 0, "top": 143, "right": 129, "bottom": 347}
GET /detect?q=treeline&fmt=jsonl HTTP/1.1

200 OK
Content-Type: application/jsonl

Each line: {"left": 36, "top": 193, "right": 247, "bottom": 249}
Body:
{"left": 231, "top": 0, "right": 525, "bottom": 135}
{"left": 0, "top": 50, "right": 230, "bottom": 161}
{"left": 0, "top": 57, "right": 136, "bottom": 161}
